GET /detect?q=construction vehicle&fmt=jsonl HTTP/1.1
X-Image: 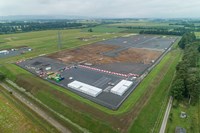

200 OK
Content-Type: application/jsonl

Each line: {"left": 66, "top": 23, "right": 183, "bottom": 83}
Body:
{"left": 47, "top": 72, "right": 64, "bottom": 82}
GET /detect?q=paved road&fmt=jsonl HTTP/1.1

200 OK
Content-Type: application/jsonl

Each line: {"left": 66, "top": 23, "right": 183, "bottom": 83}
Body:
{"left": 0, "top": 83, "right": 71, "bottom": 133}
{"left": 159, "top": 96, "right": 173, "bottom": 133}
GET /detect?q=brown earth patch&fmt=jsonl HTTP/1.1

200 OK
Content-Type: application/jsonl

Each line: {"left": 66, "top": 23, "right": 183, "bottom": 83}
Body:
{"left": 48, "top": 44, "right": 162, "bottom": 65}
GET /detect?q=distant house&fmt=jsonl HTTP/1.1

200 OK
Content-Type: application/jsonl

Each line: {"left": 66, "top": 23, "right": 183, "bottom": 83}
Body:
{"left": 175, "top": 127, "right": 186, "bottom": 133}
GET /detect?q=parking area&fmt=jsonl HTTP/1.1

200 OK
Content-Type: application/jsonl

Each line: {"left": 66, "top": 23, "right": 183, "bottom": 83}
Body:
{"left": 98, "top": 35, "right": 176, "bottom": 50}
{"left": 0, "top": 47, "right": 32, "bottom": 58}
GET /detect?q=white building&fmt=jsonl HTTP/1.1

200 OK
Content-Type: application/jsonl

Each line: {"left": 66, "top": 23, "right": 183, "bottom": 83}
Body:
{"left": 68, "top": 80, "right": 102, "bottom": 97}
{"left": 110, "top": 80, "right": 133, "bottom": 96}
{"left": 0, "top": 50, "right": 9, "bottom": 55}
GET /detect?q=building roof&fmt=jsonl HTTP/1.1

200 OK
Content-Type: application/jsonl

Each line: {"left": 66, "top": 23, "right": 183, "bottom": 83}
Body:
{"left": 175, "top": 127, "right": 186, "bottom": 133}
{"left": 68, "top": 80, "right": 102, "bottom": 97}
{"left": 110, "top": 80, "right": 133, "bottom": 96}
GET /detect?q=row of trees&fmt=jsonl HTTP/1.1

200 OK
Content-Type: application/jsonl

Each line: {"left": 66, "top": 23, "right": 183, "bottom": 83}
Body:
{"left": 139, "top": 30, "right": 185, "bottom": 36}
{"left": 171, "top": 39, "right": 200, "bottom": 104}
{"left": 178, "top": 32, "right": 196, "bottom": 49}
{"left": 0, "top": 21, "right": 97, "bottom": 34}
{"left": 0, "top": 73, "right": 5, "bottom": 81}
{"left": 118, "top": 26, "right": 168, "bottom": 30}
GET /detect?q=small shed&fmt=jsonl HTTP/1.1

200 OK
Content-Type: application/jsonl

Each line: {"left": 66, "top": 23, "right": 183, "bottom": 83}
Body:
{"left": 180, "top": 111, "right": 187, "bottom": 118}
{"left": 175, "top": 126, "right": 186, "bottom": 133}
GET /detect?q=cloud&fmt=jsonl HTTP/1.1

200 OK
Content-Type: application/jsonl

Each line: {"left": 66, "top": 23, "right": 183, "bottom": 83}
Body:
{"left": 0, "top": 0, "right": 200, "bottom": 18}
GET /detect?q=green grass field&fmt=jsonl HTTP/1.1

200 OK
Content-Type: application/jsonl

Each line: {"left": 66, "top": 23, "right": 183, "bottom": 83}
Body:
{"left": 82, "top": 25, "right": 127, "bottom": 33}
{"left": 0, "top": 87, "right": 59, "bottom": 133}
{"left": 81, "top": 22, "right": 176, "bottom": 34}
{"left": 195, "top": 32, "right": 200, "bottom": 39}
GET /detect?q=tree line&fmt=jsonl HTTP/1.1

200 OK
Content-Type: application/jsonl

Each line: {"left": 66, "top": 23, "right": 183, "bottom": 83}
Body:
{"left": 171, "top": 32, "right": 200, "bottom": 104}
{"left": 0, "top": 21, "right": 97, "bottom": 34}
{"left": 178, "top": 32, "right": 196, "bottom": 49}
{"left": 139, "top": 30, "right": 185, "bottom": 36}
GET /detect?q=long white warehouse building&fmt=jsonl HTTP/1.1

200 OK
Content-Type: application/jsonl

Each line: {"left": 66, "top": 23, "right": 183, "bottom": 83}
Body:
{"left": 0, "top": 50, "right": 9, "bottom": 54}
{"left": 68, "top": 80, "right": 102, "bottom": 97}
{"left": 110, "top": 80, "right": 133, "bottom": 96}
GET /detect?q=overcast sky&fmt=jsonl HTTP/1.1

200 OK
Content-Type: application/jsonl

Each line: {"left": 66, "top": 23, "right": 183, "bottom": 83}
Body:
{"left": 0, "top": 0, "right": 200, "bottom": 18}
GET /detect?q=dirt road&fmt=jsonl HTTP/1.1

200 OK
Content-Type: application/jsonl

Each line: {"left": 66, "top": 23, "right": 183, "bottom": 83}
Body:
{"left": 159, "top": 96, "right": 173, "bottom": 133}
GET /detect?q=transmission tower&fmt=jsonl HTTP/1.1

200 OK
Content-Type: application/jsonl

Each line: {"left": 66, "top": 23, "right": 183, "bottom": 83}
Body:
{"left": 57, "top": 31, "right": 62, "bottom": 50}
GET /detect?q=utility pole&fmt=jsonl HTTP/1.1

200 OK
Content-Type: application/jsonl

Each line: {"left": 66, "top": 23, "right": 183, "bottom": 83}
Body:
{"left": 57, "top": 31, "right": 62, "bottom": 50}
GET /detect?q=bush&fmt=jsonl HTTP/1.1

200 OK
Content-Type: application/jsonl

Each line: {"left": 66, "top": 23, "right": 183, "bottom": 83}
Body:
{"left": 0, "top": 73, "right": 5, "bottom": 81}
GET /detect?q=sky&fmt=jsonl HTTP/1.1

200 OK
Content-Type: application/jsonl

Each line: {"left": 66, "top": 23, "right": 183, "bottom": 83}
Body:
{"left": 0, "top": 0, "right": 200, "bottom": 18}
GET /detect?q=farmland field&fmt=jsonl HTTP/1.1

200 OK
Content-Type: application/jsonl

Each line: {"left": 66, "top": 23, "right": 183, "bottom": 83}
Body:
{"left": 0, "top": 87, "right": 58, "bottom": 133}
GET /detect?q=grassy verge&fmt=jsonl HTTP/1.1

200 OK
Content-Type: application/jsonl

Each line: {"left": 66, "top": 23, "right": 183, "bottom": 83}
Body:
{"left": 166, "top": 100, "right": 200, "bottom": 133}
{"left": 0, "top": 86, "right": 59, "bottom": 133}
{"left": 4, "top": 81, "right": 83, "bottom": 133}
{"left": 128, "top": 49, "right": 182, "bottom": 133}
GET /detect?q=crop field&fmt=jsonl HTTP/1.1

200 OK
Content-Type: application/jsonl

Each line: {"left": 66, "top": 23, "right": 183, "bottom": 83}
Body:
{"left": 0, "top": 87, "right": 52, "bottom": 133}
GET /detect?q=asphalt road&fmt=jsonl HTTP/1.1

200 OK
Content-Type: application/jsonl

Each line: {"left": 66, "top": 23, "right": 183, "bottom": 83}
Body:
{"left": 159, "top": 96, "right": 173, "bottom": 133}
{"left": 0, "top": 82, "right": 71, "bottom": 133}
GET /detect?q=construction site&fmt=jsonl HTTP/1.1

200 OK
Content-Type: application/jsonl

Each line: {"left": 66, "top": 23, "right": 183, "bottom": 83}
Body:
{"left": 17, "top": 35, "right": 178, "bottom": 110}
